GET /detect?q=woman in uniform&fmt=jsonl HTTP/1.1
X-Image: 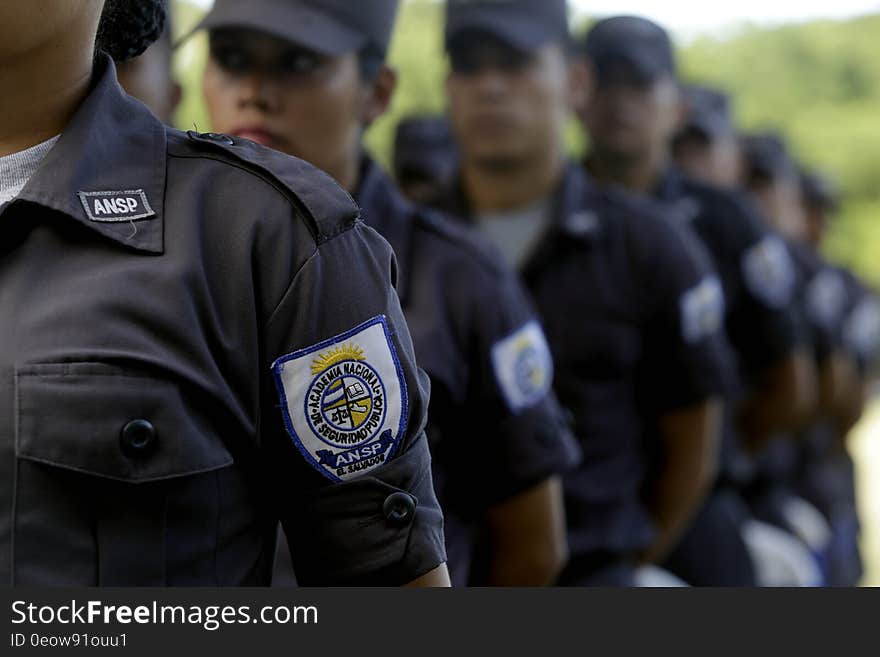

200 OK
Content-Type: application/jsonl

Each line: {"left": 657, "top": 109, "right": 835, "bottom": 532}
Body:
{"left": 0, "top": 0, "right": 448, "bottom": 587}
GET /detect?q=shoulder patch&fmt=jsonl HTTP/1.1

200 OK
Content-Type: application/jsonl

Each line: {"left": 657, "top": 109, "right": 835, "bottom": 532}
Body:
{"left": 741, "top": 236, "right": 797, "bottom": 309}
{"left": 271, "top": 315, "right": 408, "bottom": 482}
{"left": 491, "top": 320, "right": 554, "bottom": 413}
{"left": 805, "top": 269, "right": 847, "bottom": 329}
{"left": 680, "top": 276, "right": 725, "bottom": 343}
{"left": 171, "top": 129, "right": 360, "bottom": 243}
{"left": 844, "top": 297, "right": 880, "bottom": 360}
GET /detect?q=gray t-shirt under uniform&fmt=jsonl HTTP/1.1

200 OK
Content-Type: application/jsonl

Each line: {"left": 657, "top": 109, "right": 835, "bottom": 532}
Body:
{"left": 476, "top": 197, "right": 552, "bottom": 270}
{"left": 0, "top": 136, "right": 60, "bottom": 206}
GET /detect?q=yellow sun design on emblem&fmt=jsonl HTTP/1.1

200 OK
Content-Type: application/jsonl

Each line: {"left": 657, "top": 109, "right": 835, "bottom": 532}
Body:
{"left": 311, "top": 342, "right": 365, "bottom": 375}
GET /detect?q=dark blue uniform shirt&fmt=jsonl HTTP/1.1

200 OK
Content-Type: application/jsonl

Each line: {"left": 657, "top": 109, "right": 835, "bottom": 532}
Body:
{"left": 356, "top": 158, "right": 580, "bottom": 585}
{"left": 434, "top": 163, "right": 733, "bottom": 571}
{"left": 653, "top": 169, "right": 805, "bottom": 485}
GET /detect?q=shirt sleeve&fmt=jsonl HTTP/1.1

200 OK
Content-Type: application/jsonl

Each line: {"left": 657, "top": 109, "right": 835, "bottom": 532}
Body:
{"left": 635, "top": 213, "right": 736, "bottom": 413}
{"left": 800, "top": 260, "right": 849, "bottom": 364}
{"left": 722, "top": 196, "right": 804, "bottom": 378}
{"left": 261, "top": 221, "right": 446, "bottom": 585}
{"left": 841, "top": 275, "right": 880, "bottom": 375}
{"left": 435, "top": 257, "right": 581, "bottom": 511}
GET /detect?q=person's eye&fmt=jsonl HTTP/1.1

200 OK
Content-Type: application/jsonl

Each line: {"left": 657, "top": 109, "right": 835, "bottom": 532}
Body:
{"left": 212, "top": 45, "right": 251, "bottom": 74}
{"left": 449, "top": 53, "right": 479, "bottom": 75}
{"left": 278, "top": 51, "right": 324, "bottom": 76}
{"left": 499, "top": 52, "right": 532, "bottom": 73}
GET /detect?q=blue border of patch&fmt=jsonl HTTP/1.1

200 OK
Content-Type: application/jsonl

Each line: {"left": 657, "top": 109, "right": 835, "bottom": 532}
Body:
{"left": 270, "top": 314, "right": 409, "bottom": 482}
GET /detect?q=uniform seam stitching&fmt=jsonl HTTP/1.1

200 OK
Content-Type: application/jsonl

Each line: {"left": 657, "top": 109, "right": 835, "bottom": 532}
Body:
{"left": 167, "top": 151, "right": 359, "bottom": 244}
{"left": 264, "top": 224, "right": 368, "bottom": 326}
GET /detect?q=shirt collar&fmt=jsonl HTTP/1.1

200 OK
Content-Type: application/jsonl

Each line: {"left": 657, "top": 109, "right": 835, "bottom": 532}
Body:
{"left": 437, "top": 161, "right": 600, "bottom": 277}
{"left": 15, "top": 53, "right": 166, "bottom": 254}
{"left": 652, "top": 166, "right": 686, "bottom": 202}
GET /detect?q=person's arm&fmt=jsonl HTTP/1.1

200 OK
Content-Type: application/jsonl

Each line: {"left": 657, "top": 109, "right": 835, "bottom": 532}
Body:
{"left": 738, "top": 349, "right": 818, "bottom": 453}
{"left": 626, "top": 207, "right": 732, "bottom": 566}
{"left": 405, "top": 564, "right": 452, "bottom": 587}
{"left": 264, "top": 222, "right": 448, "bottom": 586}
{"left": 484, "top": 477, "right": 568, "bottom": 586}
{"left": 640, "top": 399, "right": 722, "bottom": 565}
{"left": 833, "top": 356, "right": 868, "bottom": 440}
{"left": 441, "top": 241, "right": 579, "bottom": 587}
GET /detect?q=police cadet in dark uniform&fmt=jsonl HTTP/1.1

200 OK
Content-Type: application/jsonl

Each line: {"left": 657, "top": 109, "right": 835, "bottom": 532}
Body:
{"left": 196, "top": 0, "right": 581, "bottom": 587}
{"left": 393, "top": 116, "right": 459, "bottom": 204}
{"left": 798, "top": 167, "right": 880, "bottom": 585}
{"left": 0, "top": 0, "right": 449, "bottom": 586}
{"left": 579, "top": 17, "right": 819, "bottom": 585}
{"left": 734, "top": 133, "right": 864, "bottom": 580}
{"left": 436, "top": 0, "right": 734, "bottom": 586}
{"left": 672, "top": 84, "right": 742, "bottom": 190}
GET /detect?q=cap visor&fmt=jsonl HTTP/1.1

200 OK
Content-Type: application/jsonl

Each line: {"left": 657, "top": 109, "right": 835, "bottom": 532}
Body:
{"left": 686, "top": 115, "right": 730, "bottom": 139}
{"left": 446, "top": 12, "right": 553, "bottom": 53}
{"left": 594, "top": 52, "right": 671, "bottom": 84}
{"left": 182, "top": 3, "right": 366, "bottom": 56}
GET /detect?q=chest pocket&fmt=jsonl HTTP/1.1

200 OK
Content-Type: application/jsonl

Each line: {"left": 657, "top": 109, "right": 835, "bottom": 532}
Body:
{"left": 14, "top": 362, "right": 236, "bottom": 586}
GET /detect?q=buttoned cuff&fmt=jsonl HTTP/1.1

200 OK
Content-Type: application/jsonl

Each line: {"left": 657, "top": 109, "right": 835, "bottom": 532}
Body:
{"left": 286, "top": 436, "right": 446, "bottom": 585}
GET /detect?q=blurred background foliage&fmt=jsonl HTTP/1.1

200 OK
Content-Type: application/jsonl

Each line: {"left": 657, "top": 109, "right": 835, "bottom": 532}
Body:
{"left": 172, "top": 1, "right": 880, "bottom": 288}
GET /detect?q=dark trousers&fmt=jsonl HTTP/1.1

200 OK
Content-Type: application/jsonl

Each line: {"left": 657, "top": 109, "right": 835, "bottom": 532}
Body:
{"left": 663, "top": 487, "right": 756, "bottom": 586}
{"left": 557, "top": 551, "right": 636, "bottom": 587}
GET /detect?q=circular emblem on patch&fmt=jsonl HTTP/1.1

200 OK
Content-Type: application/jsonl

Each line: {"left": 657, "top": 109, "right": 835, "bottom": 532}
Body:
{"left": 513, "top": 340, "right": 548, "bottom": 401}
{"left": 306, "top": 343, "right": 387, "bottom": 448}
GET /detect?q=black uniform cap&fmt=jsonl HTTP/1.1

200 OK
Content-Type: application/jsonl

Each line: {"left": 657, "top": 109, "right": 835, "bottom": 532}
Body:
{"left": 680, "top": 85, "right": 734, "bottom": 139}
{"left": 191, "top": 0, "right": 399, "bottom": 57}
{"left": 445, "top": 0, "right": 570, "bottom": 52}
{"left": 583, "top": 15, "right": 676, "bottom": 83}
{"left": 740, "top": 132, "right": 796, "bottom": 182}
{"left": 393, "top": 116, "right": 458, "bottom": 181}
{"left": 800, "top": 168, "right": 840, "bottom": 213}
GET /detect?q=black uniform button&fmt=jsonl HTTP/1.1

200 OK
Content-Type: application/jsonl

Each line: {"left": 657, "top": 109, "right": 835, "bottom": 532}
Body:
{"left": 187, "top": 130, "right": 235, "bottom": 146}
{"left": 120, "top": 419, "right": 158, "bottom": 458}
{"left": 382, "top": 492, "right": 416, "bottom": 528}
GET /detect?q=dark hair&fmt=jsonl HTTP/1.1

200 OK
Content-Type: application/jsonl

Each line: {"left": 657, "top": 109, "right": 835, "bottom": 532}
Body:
{"left": 96, "top": 0, "right": 167, "bottom": 63}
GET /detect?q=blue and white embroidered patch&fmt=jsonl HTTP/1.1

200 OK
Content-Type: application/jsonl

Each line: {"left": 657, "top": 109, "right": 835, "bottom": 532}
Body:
{"left": 741, "top": 236, "right": 796, "bottom": 309}
{"left": 806, "top": 269, "right": 847, "bottom": 329}
{"left": 272, "top": 315, "right": 407, "bottom": 482}
{"left": 491, "top": 320, "right": 554, "bottom": 413}
{"left": 680, "top": 276, "right": 725, "bottom": 344}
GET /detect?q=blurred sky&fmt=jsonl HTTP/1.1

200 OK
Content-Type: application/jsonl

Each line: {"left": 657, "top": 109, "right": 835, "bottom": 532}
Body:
{"left": 574, "top": 0, "right": 880, "bottom": 34}
{"left": 186, "top": 0, "right": 880, "bottom": 35}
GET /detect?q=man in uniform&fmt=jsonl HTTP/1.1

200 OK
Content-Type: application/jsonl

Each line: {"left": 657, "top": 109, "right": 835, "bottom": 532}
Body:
{"left": 0, "top": 0, "right": 448, "bottom": 586}
{"left": 393, "top": 116, "right": 458, "bottom": 204}
{"left": 435, "top": 0, "right": 734, "bottom": 586}
{"left": 578, "top": 16, "right": 818, "bottom": 585}
{"left": 798, "top": 166, "right": 879, "bottom": 585}
{"left": 196, "top": 0, "right": 581, "bottom": 586}
{"left": 672, "top": 84, "right": 742, "bottom": 189}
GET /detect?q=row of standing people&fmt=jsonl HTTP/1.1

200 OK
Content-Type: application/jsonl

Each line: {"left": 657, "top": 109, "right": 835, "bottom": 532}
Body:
{"left": 118, "top": 0, "right": 879, "bottom": 586}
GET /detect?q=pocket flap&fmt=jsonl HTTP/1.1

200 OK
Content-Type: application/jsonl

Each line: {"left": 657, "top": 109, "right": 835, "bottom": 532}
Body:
{"left": 16, "top": 363, "right": 233, "bottom": 483}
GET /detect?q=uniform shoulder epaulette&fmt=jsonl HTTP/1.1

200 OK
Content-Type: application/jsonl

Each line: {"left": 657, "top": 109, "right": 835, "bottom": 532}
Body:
{"left": 168, "top": 129, "right": 360, "bottom": 243}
